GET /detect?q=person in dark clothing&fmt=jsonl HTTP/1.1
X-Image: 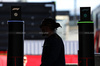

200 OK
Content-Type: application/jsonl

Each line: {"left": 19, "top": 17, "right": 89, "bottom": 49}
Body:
{"left": 40, "top": 18, "right": 65, "bottom": 66}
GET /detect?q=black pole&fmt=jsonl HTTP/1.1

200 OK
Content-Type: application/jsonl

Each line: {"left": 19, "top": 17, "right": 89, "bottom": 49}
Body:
{"left": 78, "top": 7, "right": 94, "bottom": 66}
{"left": 7, "top": 6, "right": 24, "bottom": 66}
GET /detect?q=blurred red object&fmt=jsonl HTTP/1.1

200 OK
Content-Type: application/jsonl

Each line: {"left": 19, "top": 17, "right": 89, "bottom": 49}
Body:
{"left": 0, "top": 55, "right": 7, "bottom": 66}
{"left": 0, "top": 51, "right": 7, "bottom": 55}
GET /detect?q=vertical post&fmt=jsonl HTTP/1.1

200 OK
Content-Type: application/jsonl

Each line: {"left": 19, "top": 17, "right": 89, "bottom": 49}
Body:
{"left": 18, "top": 0, "right": 27, "bottom": 2}
{"left": 74, "top": 0, "right": 77, "bottom": 25}
{"left": 7, "top": 6, "right": 24, "bottom": 66}
{"left": 78, "top": 7, "right": 94, "bottom": 66}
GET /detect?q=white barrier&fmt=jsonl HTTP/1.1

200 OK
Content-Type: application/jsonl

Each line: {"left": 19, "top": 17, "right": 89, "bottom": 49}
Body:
{"left": 24, "top": 40, "right": 79, "bottom": 55}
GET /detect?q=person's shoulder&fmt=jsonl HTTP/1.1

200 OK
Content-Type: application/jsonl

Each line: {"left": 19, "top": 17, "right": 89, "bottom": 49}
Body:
{"left": 54, "top": 33, "right": 63, "bottom": 40}
{"left": 51, "top": 33, "right": 63, "bottom": 43}
{"left": 46, "top": 33, "right": 63, "bottom": 42}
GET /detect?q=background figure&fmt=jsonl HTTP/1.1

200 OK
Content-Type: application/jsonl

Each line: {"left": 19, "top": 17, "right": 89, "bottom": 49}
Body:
{"left": 40, "top": 18, "right": 65, "bottom": 66}
{"left": 23, "top": 55, "right": 27, "bottom": 66}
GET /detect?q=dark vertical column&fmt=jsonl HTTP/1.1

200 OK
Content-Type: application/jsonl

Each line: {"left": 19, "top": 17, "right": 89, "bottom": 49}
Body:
{"left": 78, "top": 7, "right": 94, "bottom": 66}
{"left": 7, "top": 6, "right": 24, "bottom": 66}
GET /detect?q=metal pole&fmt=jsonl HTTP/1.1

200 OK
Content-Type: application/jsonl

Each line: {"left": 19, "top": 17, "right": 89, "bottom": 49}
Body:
{"left": 74, "top": 0, "right": 77, "bottom": 25}
{"left": 18, "top": 0, "right": 27, "bottom": 2}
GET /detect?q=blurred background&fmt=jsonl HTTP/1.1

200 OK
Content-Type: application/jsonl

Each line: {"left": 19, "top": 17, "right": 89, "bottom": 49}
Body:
{"left": 0, "top": 0, "right": 100, "bottom": 66}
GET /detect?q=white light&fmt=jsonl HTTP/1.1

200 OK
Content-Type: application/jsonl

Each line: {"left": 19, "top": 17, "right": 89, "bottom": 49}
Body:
{"left": 14, "top": 13, "right": 18, "bottom": 16}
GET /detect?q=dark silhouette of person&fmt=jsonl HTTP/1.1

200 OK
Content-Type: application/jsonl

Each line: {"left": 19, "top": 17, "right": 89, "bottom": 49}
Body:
{"left": 40, "top": 18, "right": 65, "bottom": 66}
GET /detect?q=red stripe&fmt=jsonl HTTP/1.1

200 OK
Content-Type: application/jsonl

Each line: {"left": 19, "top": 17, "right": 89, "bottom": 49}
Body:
{"left": 0, "top": 51, "right": 7, "bottom": 54}
{"left": 0, "top": 55, "right": 78, "bottom": 66}
{"left": 26, "top": 55, "right": 78, "bottom": 66}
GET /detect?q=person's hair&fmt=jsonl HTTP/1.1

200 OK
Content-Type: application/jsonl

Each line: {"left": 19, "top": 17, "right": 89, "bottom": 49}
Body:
{"left": 40, "top": 18, "right": 61, "bottom": 31}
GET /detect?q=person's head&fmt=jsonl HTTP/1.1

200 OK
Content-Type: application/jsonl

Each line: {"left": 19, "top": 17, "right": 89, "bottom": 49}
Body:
{"left": 40, "top": 18, "right": 61, "bottom": 36}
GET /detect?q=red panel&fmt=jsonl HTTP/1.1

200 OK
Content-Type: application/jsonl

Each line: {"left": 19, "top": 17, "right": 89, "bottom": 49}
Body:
{"left": 0, "top": 55, "right": 7, "bottom": 66}
{"left": 26, "top": 55, "right": 41, "bottom": 66}
{"left": 65, "top": 55, "right": 78, "bottom": 64}
{"left": 26, "top": 55, "right": 78, "bottom": 66}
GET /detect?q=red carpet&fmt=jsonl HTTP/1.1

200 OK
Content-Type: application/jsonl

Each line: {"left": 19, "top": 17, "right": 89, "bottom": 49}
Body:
{"left": 0, "top": 55, "right": 78, "bottom": 66}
